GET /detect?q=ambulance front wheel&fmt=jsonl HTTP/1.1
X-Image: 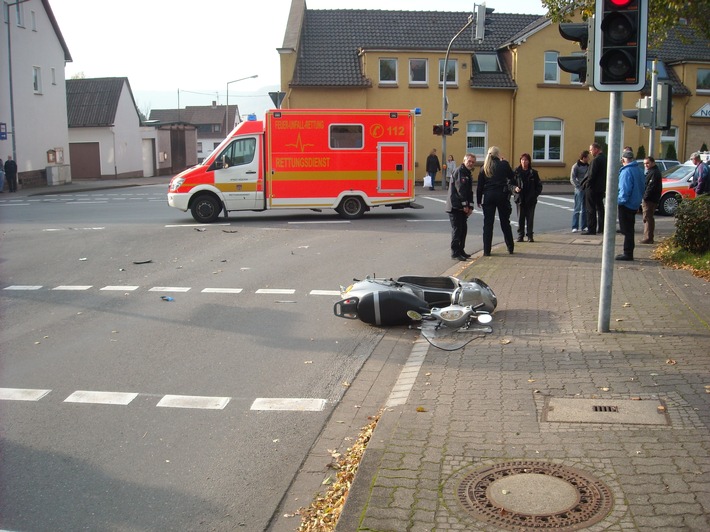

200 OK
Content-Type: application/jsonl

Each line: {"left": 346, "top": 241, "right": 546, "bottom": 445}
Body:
{"left": 190, "top": 194, "right": 222, "bottom": 223}
{"left": 337, "top": 196, "right": 367, "bottom": 220}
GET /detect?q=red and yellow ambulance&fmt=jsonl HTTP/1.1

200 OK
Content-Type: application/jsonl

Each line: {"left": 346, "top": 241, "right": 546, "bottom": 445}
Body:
{"left": 167, "top": 109, "right": 418, "bottom": 223}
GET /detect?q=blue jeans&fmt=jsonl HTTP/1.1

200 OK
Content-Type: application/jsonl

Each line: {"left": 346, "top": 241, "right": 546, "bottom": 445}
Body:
{"left": 572, "top": 188, "right": 587, "bottom": 230}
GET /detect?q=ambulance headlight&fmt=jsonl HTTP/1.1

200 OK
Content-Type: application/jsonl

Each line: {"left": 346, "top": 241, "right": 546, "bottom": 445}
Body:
{"left": 169, "top": 177, "right": 185, "bottom": 192}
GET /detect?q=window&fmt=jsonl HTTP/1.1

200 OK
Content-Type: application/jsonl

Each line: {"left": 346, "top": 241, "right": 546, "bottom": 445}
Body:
{"left": 544, "top": 51, "right": 559, "bottom": 83}
{"left": 466, "top": 122, "right": 487, "bottom": 158}
{"left": 409, "top": 59, "right": 428, "bottom": 85}
{"left": 473, "top": 53, "right": 501, "bottom": 73}
{"left": 594, "top": 120, "right": 609, "bottom": 150}
{"left": 211, "top": 124, "right": 221, "bottom": 133}
{"left": 532, "top": 118, "right": 562, "bottom": 161}
{"left": 569, "top": 52, "right": 585, "bottom": 84}
{"left": 51, "top": 67, "right": 56, "bottom": 85}
{"left": 379, "top": 58, "right": 398, "bottom": 84}
{"left": 439, "top": 59, "right": 457, "bottom": 85}
{"left": 219, "top": 137, "right": 256, "bottom": 167}
{"left": 697, "top": 69, "right": 710, "bottom": 92}
{"left": 31, "top": 10, "right": 36, "bottom": 31}
{"left": 213, "top": 142, "right": 220, "bottom": 150}
{"left": 197, "top": 142, "right": 203, "bottom": 152}
{"left": 33, "top": 66, "right": 42, "bottom": 94}
{"left": 15, "top": 2, "right": 25, "bottom": 27}
{"left": 660, "top": 127, "right": 678, "bottom": 159}
{"left": 330, "top": 124, "right": 364, "bottom": 149}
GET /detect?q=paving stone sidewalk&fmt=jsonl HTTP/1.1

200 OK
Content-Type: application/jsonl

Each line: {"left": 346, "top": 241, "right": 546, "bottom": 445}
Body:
{"left": 337, "top": 230, "right": 710, "bottom": 531}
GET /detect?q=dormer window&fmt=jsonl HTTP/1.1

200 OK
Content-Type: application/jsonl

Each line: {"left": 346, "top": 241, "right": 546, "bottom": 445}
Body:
{"left": 473, "top": 53, "right": 501, "bottom": 73}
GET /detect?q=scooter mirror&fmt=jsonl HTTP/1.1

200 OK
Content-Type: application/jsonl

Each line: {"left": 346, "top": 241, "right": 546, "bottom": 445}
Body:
{"left": 477, "top": 313, "right": 493, "bottom": 324}
{"left": 407, "top": 310, "right": 423, "bottom": 321}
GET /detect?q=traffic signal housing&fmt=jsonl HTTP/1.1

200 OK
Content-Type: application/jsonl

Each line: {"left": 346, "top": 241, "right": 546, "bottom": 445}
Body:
{"left": 443, "top": 112, "right": 460, "bottom": 135}
{"left": 557, "top": 19, "right": 593, "bottom": 85}
{"left": 443, "top": 119, "right": 452, "bottom": 136}
{"left": 594, "top": 0, "right": 648, "bottom": 92}
{"left": 433, "top": 124, "right": 444, "bottom": 136}
{"left": 474, "top": 4, "right": 494, "bottom": 42}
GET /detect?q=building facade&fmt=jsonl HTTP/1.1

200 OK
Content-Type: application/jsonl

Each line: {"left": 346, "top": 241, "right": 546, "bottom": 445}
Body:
{"left": 278, "top": 0, "right": 710, "bottom": 180}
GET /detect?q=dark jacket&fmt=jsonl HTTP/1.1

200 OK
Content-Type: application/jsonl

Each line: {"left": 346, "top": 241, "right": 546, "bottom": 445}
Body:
{"left": 426, "top": 154, "right": 441, "bottom": 174}
{"left": 4, "top": 159, "right": 17, "bottom": 178}
{"left": 585, "top": 152, "right": 607, "bottom": 194}
{"left": 476, "top": 157, "right": 515, "bottom": 206}
{"left": 643, "top": 164, "right": 663, "bottom": 203}
{"left": 513, "top": 166, "right": 543, "bottom": 205}
{"left": 445, "top": 163, "right": 474, "bottom": 212}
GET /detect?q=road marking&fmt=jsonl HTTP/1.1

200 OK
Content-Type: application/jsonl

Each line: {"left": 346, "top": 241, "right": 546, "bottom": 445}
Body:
{"left": 310, "top": 289, "right": 341, "bottom": 296}
{"left": 149, "top": 286, "right": 191, "bottom": 292}
{"left": 287, "top": 221, "right": 350, "bottom": 225}
{"left": 0, "top": 203, "right": 31, "bottom": 206}
{"left": 101, "top": 286, "right": 140, "bottom": 291}
{"left": 386, "top": 337, "right": 430, "bottom": 407}
{"left": 251, "top": 398, "right": 327, "bottom": 411}
{"left": 256, "top": 288, "right": 296, "bottom": 294}
{"left": 3, "top": 285, "right": 43, "bottom": 290}
{"left": 64, "top": 390, "right": 138, "bottom": 405}
{"left": 0, "top": 388, "right": 51, "bottom": 401}
{"left": 157, "top": 395, "right": 230, "bottom": 410}
{"left": 201, "top": 288, "right": 243, "bottom": 294}
{"left": 52, "top": 285, "right": 93, "bottom": 291}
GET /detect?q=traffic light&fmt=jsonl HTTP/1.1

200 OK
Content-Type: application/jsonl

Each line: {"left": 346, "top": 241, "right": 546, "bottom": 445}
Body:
{"left": 656, "top": 82, "right": 673, "bottom": 130}
{"left": 594, "top": 0, "right": 648, "bottom": 92}
{"left": 557, "top": 19, "right": 593, "bottom": 85}
{"left": 449, "top": 112, "right": 460, "bottom": 134}
{"left": 443, "top": 119, "right": 452, "bottom": 136}
{"left": 433, "top": 124, "right": 444, "bottom": 136}
{"left": 474, "top": 4, "right": 494, "bottom": 42}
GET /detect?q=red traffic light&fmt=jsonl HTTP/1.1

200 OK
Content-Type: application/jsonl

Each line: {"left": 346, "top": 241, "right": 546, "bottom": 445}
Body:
{"left": 607, "top": 0, "right": 634, "bottom": 6}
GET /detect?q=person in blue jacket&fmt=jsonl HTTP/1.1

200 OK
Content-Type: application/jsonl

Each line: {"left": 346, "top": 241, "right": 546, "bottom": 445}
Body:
{"left": 616, "top": 150, "right": 646, "bottom": 261}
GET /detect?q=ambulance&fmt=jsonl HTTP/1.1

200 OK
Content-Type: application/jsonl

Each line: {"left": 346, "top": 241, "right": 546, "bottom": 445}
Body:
{"left": 167, "top": 109, "right": 419, "bottom": 223}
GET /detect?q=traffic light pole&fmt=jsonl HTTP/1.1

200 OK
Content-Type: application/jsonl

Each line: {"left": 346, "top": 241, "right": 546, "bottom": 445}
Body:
{"left": 598, "top": 91, "right": 623, "bottom": 333}
{"left": 648, "top": 60, "right": 658, "bottom": 158}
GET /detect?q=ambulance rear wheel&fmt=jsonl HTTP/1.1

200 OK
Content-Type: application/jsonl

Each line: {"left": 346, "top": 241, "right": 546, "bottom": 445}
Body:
{"left": 337, "top": 196, "right": 366, "bottom": 219}
{"left": 191, "top": 194, "right": 222, "bottom": 223}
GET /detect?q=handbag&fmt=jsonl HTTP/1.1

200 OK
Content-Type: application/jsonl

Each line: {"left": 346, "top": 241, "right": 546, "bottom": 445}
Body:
{"left": 423, "top": 175, "right": 432, "bottom": 188}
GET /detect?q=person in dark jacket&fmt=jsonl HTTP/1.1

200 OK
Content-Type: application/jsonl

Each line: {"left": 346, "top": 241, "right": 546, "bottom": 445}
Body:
{"left": 582, "top": 143, "right": 606, "bottom": 235}
{"left": 513, "top": 153, "right": 543, "bottom": 242}
{"left": 476, "top": 146, "right": 516, "bottom": 256}
{"left": 445, "top": 153, "right": 476, "bottom": 260}
{"left": 640, "top": 156, "right": 663, "bottom": 244}
{"left": 425, "top": 148, "right": 441, "bottom": 190}
{"left": 4, "top": 155, "right": 18, "bottom": 193}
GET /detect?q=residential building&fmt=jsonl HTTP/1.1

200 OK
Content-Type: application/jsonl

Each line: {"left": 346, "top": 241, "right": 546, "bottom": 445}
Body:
{"left": 0, "top": 0, "right": 72, "bottom": 187}
{"left": 278, "top": 0, "right": 710, "bottom": 180}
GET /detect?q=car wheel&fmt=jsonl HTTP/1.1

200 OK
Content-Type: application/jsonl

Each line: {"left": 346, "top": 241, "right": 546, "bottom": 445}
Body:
{"left": 337, "top": 196, "right": 367, "bottom": 219}
{"left": 190, "top": 194, "right": 222, "bottom": 223}
{"left": 659, "top": 193, "right": 680, "bottom": 216}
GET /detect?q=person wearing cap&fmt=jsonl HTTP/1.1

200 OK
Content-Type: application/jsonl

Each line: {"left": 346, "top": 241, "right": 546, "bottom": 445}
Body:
{"left": 690, "top": 152, "right": 709, "bottom": 196}
{"left": 640, "top": 157, "right": 663, "bottom": 244}
{"left": 616, "top": 150, "right": 646, "bottom": 261}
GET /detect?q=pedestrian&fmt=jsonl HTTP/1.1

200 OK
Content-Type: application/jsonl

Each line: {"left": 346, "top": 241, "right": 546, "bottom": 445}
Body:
{"left": 0, "top": 158, "right": 5, "bottom": 193}
{"left": 4, "top": 155, "right": 18, "bottom": 193}
{"left": 690, "top": 152, "right": 709, "bottom": 196}
{"left": 445, "top": 154, "right": 456, "bottom": 186}
{"left": 477, "top": 146, "right": 516, "bottom": 256}
{"left": 425, "top": 148, "right": 441, "bottom": 190}
{"left": 640, "top": 156, "right": 662, "bottom": 244}
{"left": 570, "top": 150, "right": 589, "bottom": 232}
{"left": 513, "top": 153, "right": 543, "bottom": 242}
{"left": 616, "top": 150, "right": 645, "bottom": 261}
{"left": 445, "top": 153, "right": 476, "bottom": 261}
{"left": 582, "top": 142, "right": 606, "bottom": 235}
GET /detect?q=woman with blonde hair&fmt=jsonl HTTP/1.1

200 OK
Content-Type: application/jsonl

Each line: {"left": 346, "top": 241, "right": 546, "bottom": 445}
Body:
{"left": 476, "top": 146, "right": 516, "bottom": 256}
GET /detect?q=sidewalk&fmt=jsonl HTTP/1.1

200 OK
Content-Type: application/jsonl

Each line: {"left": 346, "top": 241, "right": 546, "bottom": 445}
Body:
{"left": 332, "top": 229, "right": 710, "bottom": 531}
{"left": 11, "top": 176, "right": 171, "bottom": 197}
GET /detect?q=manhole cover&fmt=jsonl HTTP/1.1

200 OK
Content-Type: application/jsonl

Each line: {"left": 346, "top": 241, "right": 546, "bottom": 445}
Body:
{"left": 457, "top": 460, "right": 613, "bottom": 531}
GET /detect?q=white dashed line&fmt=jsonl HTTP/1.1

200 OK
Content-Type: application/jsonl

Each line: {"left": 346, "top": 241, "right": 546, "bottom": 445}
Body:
{"left": 3, "top": 285, "right": 43, "bottom": 290}
{"left": 64, "top": 391, "right": 138, "bottom": 405}
{"left": 386, "top": 337, "right": 430, "bottom": 407}
{"left": 201, "top": 288, "right": 243, "bottom": 293}
{"left": 100, "top": 286, "right": 140, "bottom": 291}
{"left": 309, "top": 289, "right": 341, "bottom": 296}
{"left": 255, "top": 288, "right": 296, "bottom": 295}
{"left": 250, "top": 398, "right": 327, "bottom": 411}
{"left": 157, "top": 395, "right": 230, "bottom": 410}
{"left": 0, "top": 388, "right": 51, "bottom": 401}
{"left": 148, "top": 286, "right": 191, "bottom": 292}
{"left": 52, "top": 285, "right": 93, "bottom": 291}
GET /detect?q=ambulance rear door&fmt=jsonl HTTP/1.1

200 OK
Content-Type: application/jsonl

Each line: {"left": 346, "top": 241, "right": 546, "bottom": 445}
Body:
{"left": 211, "top": 135, "right": 263, "bottom": 210}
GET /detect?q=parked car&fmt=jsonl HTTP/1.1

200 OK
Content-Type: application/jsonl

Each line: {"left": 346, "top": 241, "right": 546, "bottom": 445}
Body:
{"left": 659, "top": 163, "right": 696, "bottom": 215}
{"left": 637, "top": 159, "right": 680, "bottom": 172}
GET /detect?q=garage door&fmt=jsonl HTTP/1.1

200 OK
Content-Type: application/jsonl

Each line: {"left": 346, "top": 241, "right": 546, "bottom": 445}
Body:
{"left": 69, "top": 142, "right": 101, "bottom": 179}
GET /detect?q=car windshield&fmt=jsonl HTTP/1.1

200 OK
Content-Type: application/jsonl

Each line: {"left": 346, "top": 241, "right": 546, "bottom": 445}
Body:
{"left": 662, "top": 164, "right": 692, "bottom": 180}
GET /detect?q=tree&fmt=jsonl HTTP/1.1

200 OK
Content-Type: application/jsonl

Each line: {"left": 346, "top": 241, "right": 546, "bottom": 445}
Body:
{"left": 636, "top": 145, "right": 646, "bottom": 160}
{"left": 665, "top": 143, "right": 678, "bottom": 161}
{"left": 541, "top": 0, "right": 709, "bottom": 47}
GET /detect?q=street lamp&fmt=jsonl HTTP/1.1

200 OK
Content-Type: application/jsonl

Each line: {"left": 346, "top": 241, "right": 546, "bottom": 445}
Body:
{"left": 226, "top": 74, "right": 258, "bottom": 130}
{"left": 4, "top": 0, "right": 30, "bottom": 162}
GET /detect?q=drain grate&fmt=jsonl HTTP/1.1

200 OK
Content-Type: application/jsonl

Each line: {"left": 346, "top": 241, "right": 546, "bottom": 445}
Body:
{"left": 592, "top": 405, "right": 619, "bottom": 412}
{"left": 457, "top": 460, "right": 613, "bottom": 531}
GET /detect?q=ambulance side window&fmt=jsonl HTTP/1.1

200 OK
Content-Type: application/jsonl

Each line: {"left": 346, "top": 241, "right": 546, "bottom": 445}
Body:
{"left": 330, "top": 124, "right": 363, "bottom": 149}
{"left": 217, "top": 137, "right": 256, "bottom": 169}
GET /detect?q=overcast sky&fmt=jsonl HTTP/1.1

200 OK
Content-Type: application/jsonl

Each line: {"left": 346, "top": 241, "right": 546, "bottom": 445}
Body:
{"left": 50, "top": 0, "right": 547, "bottom": 116}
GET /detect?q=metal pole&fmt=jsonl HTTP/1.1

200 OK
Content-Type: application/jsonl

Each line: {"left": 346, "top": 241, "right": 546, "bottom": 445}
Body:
{"left": 648, "top": 59, "right": 658, "bottom": 157}
{"left": 597, "top": 91, "right": 622, "bottom": 333}
{"left": 226, "top": 75, "right": 259, "bottom": 132}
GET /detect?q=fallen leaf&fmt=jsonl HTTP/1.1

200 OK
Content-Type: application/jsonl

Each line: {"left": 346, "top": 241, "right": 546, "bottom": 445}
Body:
{"left": 666, "top": 359, "right": 677, "bottom": 365}
{"left": 416, "top": 406, "right": 427, "bottom": 412}
{"left": 500, "top": 338, "right": 512, "bottom": 345}
{"left": 623, "top": 302, "right": 632, "bottom": 307}
{"left": 341, "top": 381, "right": 350, "bottom": 387}
{"left": 657, "top": 405, "right": 666, "bottom": 413}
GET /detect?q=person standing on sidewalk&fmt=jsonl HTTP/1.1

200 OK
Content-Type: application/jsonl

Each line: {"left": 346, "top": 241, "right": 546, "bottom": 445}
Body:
{"left": 444, "top": 154, "right": 456, "bottom": 188}
{"left": 4, "top": 156, "right": 18, "bottom": 193}
{"left": 616, "top": 150, "right": 645, "bottom": 261}
{"left": 570, "top": 150, "right": 589, "bottom": 232}
{"left": 477, "top": 146, "right": 516, "bottom": 256}
{"left": 513, "top": 153, "right": 543, "bottom": 242}
{"left": 0, "top": 158, "right": 5, "bottom": 193}
{"left": 425, "top": 148, "right": 441, "bottom": 190}
{"left": 640, "top": 157, "right": 662, "bottom": 244}
{"left": 582, "top": 143, "right": 606, "bottom": 235}
{"left": 445, "top": 153, "right": 475, "bottom": 261}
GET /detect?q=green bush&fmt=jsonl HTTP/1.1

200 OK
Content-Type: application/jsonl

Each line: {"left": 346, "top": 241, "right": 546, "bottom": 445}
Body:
{"left": 636, "top": 145, "right": 646, "bottom": 160}
{"left": 674, "top": 194, "right": 710, "bottom": 253}
{"left": 665, "top": 143, "right": 678, "bottom": 161}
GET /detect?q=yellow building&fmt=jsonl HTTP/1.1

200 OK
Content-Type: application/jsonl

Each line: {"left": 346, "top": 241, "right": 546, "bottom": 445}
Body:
{"left": 278, "top": 0, "right": 710, "bottom": 180}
